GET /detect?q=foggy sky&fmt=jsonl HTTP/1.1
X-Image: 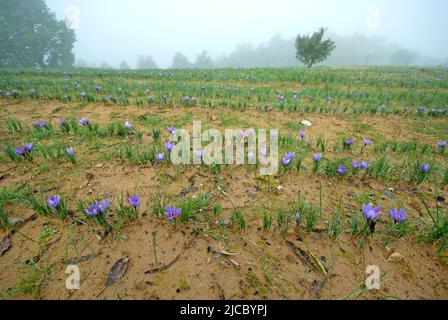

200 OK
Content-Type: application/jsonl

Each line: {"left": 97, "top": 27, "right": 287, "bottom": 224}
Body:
{"left": 44, "top": 0, "right": 448, "bottom": 68}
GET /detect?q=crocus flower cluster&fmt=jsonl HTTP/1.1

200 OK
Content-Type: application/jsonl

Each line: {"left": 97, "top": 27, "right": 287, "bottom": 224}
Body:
{"left": 165, "top": 205, "right": 182, "bottom": 220}
{"left": 352, "top": 160, "right": 369, "bottom": 170}
{"left": 67, "top": 146, "right": 74, "bottom": 157}
{"left": 438, "top": 141, "right": 447, "bottom": 149}
{"left": 34, "top": 120, "right": 47, "bottom": 128}
{"left": 344, "top": 137, "right": 354, "bottom": 147}
{"left": 16, "top": 143, "right": 33, "bottom": 157}
{"left": 85, "top": 199, "right": 110, "bottom": 216}
{"left": 363, "top": 138, "right": 373, "bottom": 146}
{"left": 282, "top": 152, "right": 296, "bottom": 165}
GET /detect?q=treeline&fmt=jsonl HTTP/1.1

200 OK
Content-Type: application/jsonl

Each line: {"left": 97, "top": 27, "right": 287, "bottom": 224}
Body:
{"left": 77, "top": 33, "right": 447, "bottom": 70}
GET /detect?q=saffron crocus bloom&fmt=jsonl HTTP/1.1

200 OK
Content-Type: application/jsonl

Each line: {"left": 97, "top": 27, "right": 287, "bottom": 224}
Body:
{"left": 23, "top": 143, "right": 34, "bottom": 152}
{"left": 270, "top": 131, "right": 278, "bottom": 138}
{"left": 34, "top": 120, "right": 47, "bottom": 128}
{"left": 183, "top": 96, "right": 190, "bottom": 101}
{"left": 165, "top": 205, "right": 182, "bottom": 220}
{"left": 299, "top": 130, "right": 306, "bottom": 138}
{"left": 352, "top": 160, "right": 361, "bottom": 169}
{"left": 85, "top": 202, "right": 100, "bottom": 216}
{"left": 5, "top": 92, "right": 11, "bottom": 97}
{"left": 66, "top": 147, "right": 74, "bottom": 157}
{"left": 260, "top": 148, "right": 267, "bottom": 157}
{"left": 345, "top": 138, "right": 354, "bottom": 146}
{"left": 419, "top": 163, "right": 430, "bottom": 173}
{"left": 248, "top": 128, "right": 255, "bottom": 136}
{"left": 156, "top": 152, "right": 165, "bottom": 160}
{"left": 195, "top": 149, "right": 203, "bottom": 159}
{"left": 164, "top": 142, "right": 175, "bottom": 152}
{"left": 124, "top": 121, "right": 132, "bottom": 129}
{"left": 312, "top": 153, "right": 322, "bottom": 162}
{"left": 15, "top": 147, "right": 25, "bottom": 156}
{"left": 79, "top": 117, "right": 89, "bottom": 126}
{"left": 98, "top": 199, "right": 110, "bottom": 213}
{"left": 363, "top": 138, "right": 373, "bottom": 146}
{"left": 362, "top": 203, "right": 381, "bottom": 220}
{"left": 336, "top": 164, "right": 348, "bottom": 174}
{"left": 167, "top": 126, "right": 176, "bottom": 135}
{"left": 59, "top": 119, "right": 65, "bottom": 126}
{"left": 389, "top": 208, "right": 406, "bottom": 223}
{"left": 47, "top": 194, "right": 61, "bottom": 208}
{"left": 360, "top": 160, "right": 369, "bottom": 169}
{"left": 294, "top": 212, "right": 300, "bottom": 222}
{"left": 438, "top": 141, "right": 447, "bottom": 148}
{"left": 282, "top": 152, "right": 295, "bottom": 165}
{"left": 128, "top": 194, "right": 140, "bottom": 208}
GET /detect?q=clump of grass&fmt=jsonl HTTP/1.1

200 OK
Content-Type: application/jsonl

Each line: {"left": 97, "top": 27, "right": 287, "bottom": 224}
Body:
{"left": 231, "top": 209, "right": 246, "bottom": 231}
{"left": 5, "top": 119, "right": 22, "bottom": 132}
{"left": 276, "top": 209, "right": 290, "bottom": 237}
{"left": 263, "top": 212, "right": 272, "bottom": 232}
{"left": 418, "top": 201, "right": 448, "bottom": 252}
{"left": 179, "top": 192, "right": 212, "bottom": 223}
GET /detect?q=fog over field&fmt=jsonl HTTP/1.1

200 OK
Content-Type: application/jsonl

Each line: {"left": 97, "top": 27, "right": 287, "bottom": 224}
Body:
{"left": 40, "top": 0, "right": 448, "bottom": 68}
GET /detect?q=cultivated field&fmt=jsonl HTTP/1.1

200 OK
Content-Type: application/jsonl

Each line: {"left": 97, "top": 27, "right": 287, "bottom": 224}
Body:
{"left": 0, "top": 67, "right": 447, "bottom": 300}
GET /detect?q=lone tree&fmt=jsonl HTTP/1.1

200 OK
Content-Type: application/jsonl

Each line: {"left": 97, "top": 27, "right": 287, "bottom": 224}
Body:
{"left": 0, "top": 0, "right": 76, "bottom": 69}
{"left": 295, "top": 28, "right": 335, "bottom": 68}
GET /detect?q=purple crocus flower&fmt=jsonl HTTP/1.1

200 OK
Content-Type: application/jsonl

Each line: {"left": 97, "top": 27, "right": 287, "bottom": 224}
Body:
{"left": 59, "top": 119, "right": 66, "bottom": 126}
{"left": 167, "top": 126, "right": 176, "bottom": 135}
{"left": 79, "top": 117, "right": 89, "bottom": 126}
{"left": 95, "top": 85, "right": 102, "bottom": 92}
{"left": 345, "top": 138, "right": 354, "bottom": 146}
{"left": 183, "top": 96, "right": 190, "bottom": 102}
{"left": 85, "top": 202, "right": 100, "bottom": 216}
{"left": 98, "top": 199, "right": 110, "bottom": 213}
{"left": 195, "top": 149, "right": 203, "bottom": 159}
{"left": 165, "top": 205, "right": 182, "bottom": 220}
{"left": 128, "top": 194, "right": 140, "bottom": 208}
{"left": 260, "top": 148, "right": 267, "bottom": 158}
{"left": 363, "top": 138, "right": 373, "bottom": 146}
{"left": 360, "top": 160, "right": 369, "bottom": 169}
{"left": 299, "top": 130, "right": 306, "bottom": 139}
{"left": 81, "top": 92, "right": 86, "bottom": 97}
{"left": 15, "top": 147, "right": 25, "bottom": 156}
{"left": 336, "top": 164, "right": 348, "bottom": 174}
{"left": 156, "top": 152, "right": 165, "bottom": 160}
{"left": 164, "top": 142, "right": 175, "bottom": 152}
{"left": 282, "top": 152, "right": 295, "bottom": 165}
{"left": 352, "top": 160, "right": 361, "bottom": 169}
{"left": 124, "top": 121, "right": 132, "bottom": 129}
{"left": 0, "top": 89, "right": 3, "bottom": 95}
{"left": 240, "top": 129, "right": 247, "bottom": 138}
{"left": 34, "top": 120, "right": 46, "bottom": 128}
{"left": 66, "top": 147, "right": 74, "bottom": 157}
{"left": 312, "top": 153, "right": 322, "bottom": 162}
{"left": 389, "top": 208, "right": 406, "bottom": 223}
{"left": 248, "top": 128, "right": 255, "bottom": 136}
{"left": 362, "top": 203, "right": 381, "bottom": 220}
{"left": 419, "top": 163, "right": 430, "bottom": 173}
{"left": 270, "top": 131, "right": 278, "bottom": 138}
{"left": 294, "top": 212, "right": 300, "bottom": 222}
{"left": 23, "top": 143, "right": 34, "bottom": 152}
{"left": 438, "top": 141, "right": 447, "bottom": 149}
{"left": 47, "top": 194, "right": 61, "bottom": 208}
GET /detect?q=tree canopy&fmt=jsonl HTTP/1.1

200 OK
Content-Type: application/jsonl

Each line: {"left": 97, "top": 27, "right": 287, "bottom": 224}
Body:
{"left": 171, "top": 52, "right": 191, "bottom": 69}
{"left": 136, "top": 55, "right": 158, "bottom": 69}
{"left": 295, "top": 28, "right": 335, "bottom": 68}
{"left": 0, "top": 0, "right": 76, "bottom": 69}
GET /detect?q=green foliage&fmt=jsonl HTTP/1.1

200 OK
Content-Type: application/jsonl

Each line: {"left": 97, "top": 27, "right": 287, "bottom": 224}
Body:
{"left": 0, "top": 0, "right": 76, "bottom": 68}
{"left": 295, "top": 27, "right": 336, "bottom": 68}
